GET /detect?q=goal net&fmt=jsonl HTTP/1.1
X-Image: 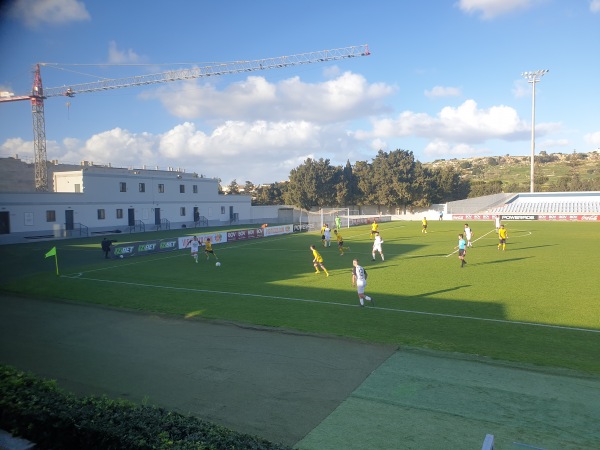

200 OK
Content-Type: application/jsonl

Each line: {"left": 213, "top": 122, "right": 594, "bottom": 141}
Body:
{"left": 303, "top": 208, "right": 352, "bottom": 232}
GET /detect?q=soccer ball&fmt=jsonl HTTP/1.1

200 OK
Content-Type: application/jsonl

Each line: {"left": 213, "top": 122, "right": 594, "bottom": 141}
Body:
{"left": 119, "top": 255, "right": 124, "bottom": 259}
{"left": 215, "top": 262, "right": 221, "bottom": 267}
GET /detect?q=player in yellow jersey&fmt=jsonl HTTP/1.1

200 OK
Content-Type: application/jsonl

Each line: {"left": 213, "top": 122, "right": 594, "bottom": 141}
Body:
{"left": 320, "top": 224, "right": 327, "bottom": 247}
{"left": 370, "top": 218, "right": 379, "bottom": 239}
{"left": 204, "top": 238, "right": 218, "bottom": 261}
{"left": 421, "top": 217, "right": 428, "bottom": 234}
{"left": 310, "top": 245, "right": 329, "bottom": 276}
{"left": 498, "top": 225, "right": 508, "bottom": 251}
{"left": 334, "top": 229, "right": 350, "bottom": 255}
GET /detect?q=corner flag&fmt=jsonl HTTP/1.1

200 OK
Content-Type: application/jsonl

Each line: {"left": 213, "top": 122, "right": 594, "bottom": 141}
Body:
{"left": 45, "top": 246, "right": 59, "bottom": 275}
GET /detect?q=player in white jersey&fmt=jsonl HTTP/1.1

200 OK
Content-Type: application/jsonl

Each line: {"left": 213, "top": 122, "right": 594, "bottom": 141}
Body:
{"left": 372, "top": 232, "right": 384, "bottom": 261}
{"left": 464, "top": 223, "right": 473, "bottom": 247}
{"left": 324, "top": 225, "right": 331, "bottom": 247}
{"left": 188, "top": 236, "right": 200, "bottom": 263}
{"left": 352, "top": 259, "right": 374, "bottom": 307}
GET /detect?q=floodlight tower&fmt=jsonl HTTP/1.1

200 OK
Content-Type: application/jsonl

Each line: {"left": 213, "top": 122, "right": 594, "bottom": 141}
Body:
{"left": 521, "top": 69, "right": 549, "bottom": 193}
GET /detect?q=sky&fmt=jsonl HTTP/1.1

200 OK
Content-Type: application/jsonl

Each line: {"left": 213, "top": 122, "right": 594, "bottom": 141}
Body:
{"left": 0, "top": 0, "right": 599, "bottom": 186}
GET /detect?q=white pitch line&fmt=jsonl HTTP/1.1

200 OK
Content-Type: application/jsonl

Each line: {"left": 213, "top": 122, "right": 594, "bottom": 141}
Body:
{"left": 60, "top": 274, "right": 600, "bottom": 334}
{"left": 445, "top": 228, "right": 500, "bottom": 257}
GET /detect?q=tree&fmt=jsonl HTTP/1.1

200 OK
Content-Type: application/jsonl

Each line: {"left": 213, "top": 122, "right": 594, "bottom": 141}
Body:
{"left": 335, "top": 160, "right": 357, "bottom": 206}
{"left": 353, "top": 160, "right": 376, "bottom": 206}
{"left": 432, "top": 166, "right": 470, "bottom": 202}
{"left": 370, "top": 149, "right": 417, "bottom": 210}
{"left": 227, "top": 179, "right": 240, "bottom": 194}
{"left": 285, "top": 158, "right": 339, "bottom": 210}
{"left": 244, "top": 181, "right": 255, "bottom": 195}
{"left": 254, "top": 182, "right": 286, "bottom": 205}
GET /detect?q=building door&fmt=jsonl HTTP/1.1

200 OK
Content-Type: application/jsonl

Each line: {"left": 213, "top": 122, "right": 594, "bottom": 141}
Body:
{"left": 65, "top": 210, "right": 74, "bottom": 231}
{"left": 154, "top": 208, "right": 161, "bottom": 225}
{"left": 193, "top": 207, "right": 200, "bottom": 223}
{"left": 0, "top": 211, "right": 9, "bottom": 234}
{"left": 128, "top": 208, "right": 135, "bottom": 227}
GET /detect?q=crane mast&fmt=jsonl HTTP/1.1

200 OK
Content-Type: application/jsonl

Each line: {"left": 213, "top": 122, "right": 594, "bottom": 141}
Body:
{"left": 1, "top": 45, "right": 370, "bottom": 191}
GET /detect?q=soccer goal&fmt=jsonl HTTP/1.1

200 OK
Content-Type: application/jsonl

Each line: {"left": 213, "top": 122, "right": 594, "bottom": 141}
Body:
{"left": 303, "top": 208, "right": 352, "bottom": 232}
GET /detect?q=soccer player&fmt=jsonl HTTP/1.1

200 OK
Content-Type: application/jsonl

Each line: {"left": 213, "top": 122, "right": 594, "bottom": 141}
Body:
{"left": 370, "top": 218, "right": 379, "bottom": 239}
{"left": 372, "top": 231, "right": 384, "bottom": 261}
{"left": 464, "top": 223, "right": 474, "bottom": 247}
{"left": 187, "top": 236, "right": 200, "bottom": 263}
{"left": 421, "top": 217, "right": 428, "bottom": 234}
{"left": 324, "top": 224, "right": 332, "bottom": 247}
{"left": 320, "top": 224, "right": 327, "bottom": 247}
{"left": 495, "top": 215, "right": 501, "bottom": 233}
{"left": 455, "top": 233, "right": 467, "bottom": 268}
{"left": 352, "top": 258, "right": 373, "bottom": 307}
{"left": 498, "top": 225, "right": 508, "bottom": 251}
{"left": 335, "top": 215, "right": 341, "bottom": 231}
{"left": 310, "top": 245, "right": 329, "bottom": 276}
{"left": 204, "top": 237, "right": 218, "bottom": 261}
{"left": 334, "top": 229, "right": 349, "bottom": 255}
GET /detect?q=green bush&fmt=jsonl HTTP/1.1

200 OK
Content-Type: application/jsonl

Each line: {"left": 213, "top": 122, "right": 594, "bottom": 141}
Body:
{"left": 0, "top": 365, "right": 291, "bottom": 450}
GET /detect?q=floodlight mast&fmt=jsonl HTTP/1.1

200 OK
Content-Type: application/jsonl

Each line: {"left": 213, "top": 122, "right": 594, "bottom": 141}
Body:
{"left": 521, "top": 69, "right": 549, "bottom": 193}
{"left": 0, "top": 45, "right": 370, "bottom": 191}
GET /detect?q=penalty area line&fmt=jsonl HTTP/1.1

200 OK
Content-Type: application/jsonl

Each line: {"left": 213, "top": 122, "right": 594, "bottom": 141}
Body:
{"left": 60, "top": 275, "right": 600, "bottom": 334}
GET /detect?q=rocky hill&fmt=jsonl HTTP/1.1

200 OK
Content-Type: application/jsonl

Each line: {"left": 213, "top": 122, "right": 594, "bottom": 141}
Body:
{"left": 423, "top": 151, "right": 600, "bottom": 192}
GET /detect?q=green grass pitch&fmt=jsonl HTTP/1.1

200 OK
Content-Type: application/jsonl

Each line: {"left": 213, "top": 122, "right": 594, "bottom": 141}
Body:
{"left": 1, "top": 220, "right": 599, "bottom": 374}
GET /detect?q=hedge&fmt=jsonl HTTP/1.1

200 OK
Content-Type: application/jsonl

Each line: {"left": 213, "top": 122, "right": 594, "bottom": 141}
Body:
{"left": 0, "top": 365, "right": 292, "bottom": 449}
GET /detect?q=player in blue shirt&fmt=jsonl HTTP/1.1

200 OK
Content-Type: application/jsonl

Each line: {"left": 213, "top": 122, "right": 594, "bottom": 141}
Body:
{"left": 455, "top": 233, "right": 467, "bottom": 268}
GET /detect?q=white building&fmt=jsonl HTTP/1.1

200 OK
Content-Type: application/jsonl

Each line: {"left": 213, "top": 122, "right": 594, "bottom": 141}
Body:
{"left": 0, "top": 166, "right": 288, "bottom": 243}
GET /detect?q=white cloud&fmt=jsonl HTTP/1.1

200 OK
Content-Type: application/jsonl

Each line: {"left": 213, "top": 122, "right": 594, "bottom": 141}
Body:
{"left": 584, "top": 131, "right": 600, "bottom": 146}
{"left": 8, "top": 0, "right": 90, "bottom": 27}
{"left": 108, "top": 41, "right": 145, "bottom": 64}
{"left": 424, "top": 139, "right": 491, "bottom": 158}
{"left": 425, "top": 86, "right": 462, "bottom": 98}
{"left": 353, "top": 99, "right": 531, "bottom": 144}
{"left": 144, "top": 72, "right": 395, "bottom": 123}
{"left": 591, "top": 0, "right": 600, "bottom": 13}
{"left": 512, "top": 80, "right": 531, "bottom": 98}
{"left": 537, "top": 139, "right": 569, "bottom": 150}
{"left": 457, "top": 0, "right": 541, "bottom": 19}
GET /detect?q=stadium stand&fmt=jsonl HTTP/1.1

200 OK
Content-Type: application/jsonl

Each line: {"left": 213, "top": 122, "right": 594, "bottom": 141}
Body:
{"left": 446, "top": 193, "right": 517, "bottom": 215}
{"left": 487, "top": 192, "right": 600, "bottom": 215}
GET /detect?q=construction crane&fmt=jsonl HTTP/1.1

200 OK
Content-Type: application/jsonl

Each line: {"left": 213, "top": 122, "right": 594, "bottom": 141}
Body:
{"left": 0, "top": 45, "right": 370, "bottom": 191}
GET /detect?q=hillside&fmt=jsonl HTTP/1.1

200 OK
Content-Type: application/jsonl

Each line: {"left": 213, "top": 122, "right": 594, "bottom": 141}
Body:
{"left": 424, "top": 151, "right": 600, "bottom": 192}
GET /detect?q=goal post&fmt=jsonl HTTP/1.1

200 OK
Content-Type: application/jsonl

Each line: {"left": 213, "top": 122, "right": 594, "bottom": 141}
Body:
{"left": 304, "top": 208, "right": 351, "bottom": 232}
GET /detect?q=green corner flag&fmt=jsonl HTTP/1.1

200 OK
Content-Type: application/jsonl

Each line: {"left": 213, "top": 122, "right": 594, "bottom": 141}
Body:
{"left": 45, "top": 246, "right": 59, "bottom": 275}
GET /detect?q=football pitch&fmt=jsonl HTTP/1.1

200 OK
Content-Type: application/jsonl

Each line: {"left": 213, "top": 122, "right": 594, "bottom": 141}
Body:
{"left": 1, "top": 220, "right": 599, "bottom": 375}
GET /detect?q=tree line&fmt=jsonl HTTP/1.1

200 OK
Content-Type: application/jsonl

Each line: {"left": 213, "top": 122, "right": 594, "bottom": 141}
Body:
{"left": 225, "top": 149, "right": 469, "bottom": 210}
{"left": 224, "top": 149, "right": 599, "bottom": 209}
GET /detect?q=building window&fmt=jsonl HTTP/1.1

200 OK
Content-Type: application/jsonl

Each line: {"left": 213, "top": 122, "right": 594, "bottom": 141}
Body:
{"left": 119, "top": 182, "right": 127, "bottom": 192}
{"left": 74, "top": 184, "right": 81, "bottom": 193}
{"left": 158, "top": 184, "right": 165, "bottom": 193}
{"left": 221, "top": 206, "right": 226, "bottom": 214}
{"left": 116, "top": 209, "right": 123, "bottom": 219}
{"left": 46, "top": 210, "right": 56, "bottom": 222}
{"left": 180, "top": 207, "right": 186, "bottom": 216}
{"left": 180, "top": 184, "right": 185, "bottom": 193}
{"left": 98, "top": 209, "right": 106, "bottom": 220}
{"left": 193, "top": 184, "right": 198, "bottom": 194}
{"left": 139, "top": 183, "right": 145, "bottom": 193}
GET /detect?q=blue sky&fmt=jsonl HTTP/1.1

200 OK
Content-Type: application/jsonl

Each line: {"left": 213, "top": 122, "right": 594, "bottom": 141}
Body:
{"left": 1, "top": 0, "right": 599, "bottom": 185}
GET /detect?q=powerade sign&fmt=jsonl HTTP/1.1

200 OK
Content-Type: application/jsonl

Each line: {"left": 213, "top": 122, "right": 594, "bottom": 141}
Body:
{"left": 501, "top": 215, "right": 537, "bottom": 220}
{"left": 111, "top": 238, "right": 179, "bottom": 258}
